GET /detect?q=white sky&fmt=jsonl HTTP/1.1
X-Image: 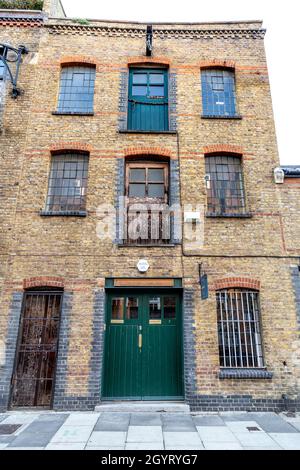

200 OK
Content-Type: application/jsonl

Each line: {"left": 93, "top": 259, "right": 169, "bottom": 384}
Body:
{"left": 62, "top": 0, "right": 300, "bottom": 165}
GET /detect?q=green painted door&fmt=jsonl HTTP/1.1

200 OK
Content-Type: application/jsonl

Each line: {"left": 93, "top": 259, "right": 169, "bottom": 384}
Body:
{"left": 128, "top": 69, "right": 169, "bottom": 131}
{"left": 103, "top": 291, "right": 183, "bottom": 400}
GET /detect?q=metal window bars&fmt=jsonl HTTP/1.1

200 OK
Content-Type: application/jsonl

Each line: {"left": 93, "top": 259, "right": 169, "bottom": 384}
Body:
{"left": 57, "top": 65, "right": 95, "bottom": 113}
{"left": 46, "top": 153, "right": 89, "bottom": 212}
{"left": 201, "top": 68, "right": 237, "bottom": 117}
{"left": 205, "top": 155, "right": 246, "bottom": 215}
{"left": 216, "top": 289, "right": 264, "bottom": 368}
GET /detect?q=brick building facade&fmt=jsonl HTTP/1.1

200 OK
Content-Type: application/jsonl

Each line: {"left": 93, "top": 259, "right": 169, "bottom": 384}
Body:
{"left": 0, "top": 0, "right": 299, "bottom": 411}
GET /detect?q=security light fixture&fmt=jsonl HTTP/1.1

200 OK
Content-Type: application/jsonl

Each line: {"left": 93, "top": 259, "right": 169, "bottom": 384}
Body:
{"left": 274, "top": 167, "right": 285, "bottom": 184}
{"left": 0, "top": 43, "right": 28, "bottom": 98}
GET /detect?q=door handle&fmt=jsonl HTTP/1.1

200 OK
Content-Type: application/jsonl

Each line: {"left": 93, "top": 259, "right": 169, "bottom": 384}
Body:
{"left": 138, "top": 333, "right": 142, "bottom": 349}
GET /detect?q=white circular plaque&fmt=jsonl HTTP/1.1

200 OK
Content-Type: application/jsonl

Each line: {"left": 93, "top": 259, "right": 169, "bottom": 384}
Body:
{"left": 137, "top": 259, "right": 150, "bottom": 273}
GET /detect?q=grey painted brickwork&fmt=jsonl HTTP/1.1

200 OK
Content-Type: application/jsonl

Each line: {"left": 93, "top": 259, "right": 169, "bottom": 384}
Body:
{"left": 291, "top": 266, "right": 300, "bottom": 332}
{"left": 0, "top": 292, "right": 22, "bottom": 411}
{"left": 118, "top": 70, "right": 129, "bottom": 132}
{"left": 53, "top": 289, "right": 105, "bottom": 411}
{"left": 183, "top": 288, "right": 197, "bottom": 400}
{"left": 168, "top": 72, "right": 177, "bottom": 132}
{"left": 52, "top": 291, "right": 73, "bottom": 409}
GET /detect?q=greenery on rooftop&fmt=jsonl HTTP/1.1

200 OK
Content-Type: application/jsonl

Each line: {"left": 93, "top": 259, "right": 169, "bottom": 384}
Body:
{"left": 0, "top": 0, "right": 44, "bottom": 10}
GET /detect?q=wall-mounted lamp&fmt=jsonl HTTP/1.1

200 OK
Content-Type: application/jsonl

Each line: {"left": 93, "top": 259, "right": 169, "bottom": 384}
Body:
{"left": 0, "top": 43, "right": 28, "bottom": 98}
{"left": 274, "top": 167, "right": 285, "bottom": 184}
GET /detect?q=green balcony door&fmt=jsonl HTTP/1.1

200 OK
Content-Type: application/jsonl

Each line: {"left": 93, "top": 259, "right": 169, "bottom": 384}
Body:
{"left": 102, "top": 291, "right": 183, "bottom": 400}
{"left": 128, "top": 68, "right": 169, "bottom": 131}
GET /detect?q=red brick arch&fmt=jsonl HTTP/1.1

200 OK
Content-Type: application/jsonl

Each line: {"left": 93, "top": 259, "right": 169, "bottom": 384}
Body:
{"left": 213, "top": 278, "right": 261, "bottom": 291}
{"left": 124, "top": 146, "right": 174, "bottom": 159}
{"left": 23, "top": 277, "right": 65, "bottom": 290}
{"left": 127, "top": 57, "right": 171, "bottom": 67}
{"left": 60, "top": 56, "right": 97, "bottom": 67}
{"left": 200, "top": 60, "right": 235, "bottom": 69}
{"left": 50, "top": 142, "right": 92, "bottom": 154}
{"left": 203, "top": 144, "right": 244, "bottom": 155}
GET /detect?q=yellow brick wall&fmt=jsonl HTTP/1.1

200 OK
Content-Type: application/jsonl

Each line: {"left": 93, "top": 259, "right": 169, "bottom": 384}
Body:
{"left": 0, "top": 17, "right": 299, "bottom": 405}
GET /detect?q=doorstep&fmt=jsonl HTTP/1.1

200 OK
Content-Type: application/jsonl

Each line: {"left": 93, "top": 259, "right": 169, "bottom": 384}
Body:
{"left": 95, "top": 401, "right": 190, "bottom": 413}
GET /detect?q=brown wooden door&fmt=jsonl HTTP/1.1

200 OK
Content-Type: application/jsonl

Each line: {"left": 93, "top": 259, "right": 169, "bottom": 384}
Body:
{"left": 10, "top": 291, "right": 63, "bottom": 408}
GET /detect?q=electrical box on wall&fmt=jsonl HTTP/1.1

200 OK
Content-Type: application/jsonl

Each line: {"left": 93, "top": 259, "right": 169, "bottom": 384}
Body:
{"left": 184, "top": 211, "right": 201, "bottom": 223}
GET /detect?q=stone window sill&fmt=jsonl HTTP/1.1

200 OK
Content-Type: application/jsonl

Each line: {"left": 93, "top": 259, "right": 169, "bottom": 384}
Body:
{"left": 206, "top": 212, "right": 252, "bottom": 219}
{"left": 219, "top": 368, "right": 273, "bottom": 380}
{"left": 201, "top": 114, "right": 242, "bottom": 120}
{"left": 118, "top": 243, "right": 176, "bottom": 248}
{"left": 40, "top": 210, "right": 87, "bottom": 217}
{"left": 52, "top": 111, "right": 94, "bottom": 116}
{"left": 119, "top": 129, "right": 177, "bottom": 135}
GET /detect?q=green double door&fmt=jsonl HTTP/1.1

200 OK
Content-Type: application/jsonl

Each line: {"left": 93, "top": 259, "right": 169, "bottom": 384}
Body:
{"left": 103, "top": 291, "right": 183, "bottom": 400}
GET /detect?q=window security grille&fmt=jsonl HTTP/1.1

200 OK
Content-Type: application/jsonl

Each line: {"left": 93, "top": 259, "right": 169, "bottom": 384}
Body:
{"left": 205, "top": 155, "right": 246, "bottom": 215}
{"left": 125, "top": 161, "right": 170, "bottom": 245}
{"left": 201, "top": 68, "right": 237, "bottom": 117}
{"left": 217, "top": 289, "right": 264, "bottom": 368}
{"left": 57, "top": 65, "right": 95, "bottom": 113}
{"left": 46, "top": 154, "right": 88, "bottom": 212}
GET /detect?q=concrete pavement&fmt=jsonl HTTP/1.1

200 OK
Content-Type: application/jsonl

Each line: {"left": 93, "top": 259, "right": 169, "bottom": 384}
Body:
{"left": 0, "top": 411, "right": 300, "bottom": 450}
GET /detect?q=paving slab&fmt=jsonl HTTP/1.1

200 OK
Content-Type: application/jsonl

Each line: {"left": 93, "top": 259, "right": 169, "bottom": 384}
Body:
{"left": 226, "top": 421, "right": 263, "bottom": 433}
{"left": 50, "top": 425, "right": 93, "bottom": 444}
{"left": 45, "top": 443, "right": 86, "bottom": 450}
{"left": 5, "top": 447, "right": 45, "bottom": 450}
{"left": 161, "top": 414, "right": 196, "bottom": 432}
{"left": 164, "top": 431, "right": 203, "bottom": 447}
{"left": 196, "top": 426, "right": 237, "bottom": 443}
{"left": 63, "top": 413, "right": 100, "bottom": 427}
{"left": 36, "top": 413, "right": 69, "bottom": 422}
{"left": 125, "top": 443, "right": 164, "bottom": 450}
{"left": 243, "top": 445, "right": 282, "bottom": 450}
{"left": 269, "top": 433, "right": 300, "bottom": 450}
{"left": 252, "top": 414, "right": 299, "bottom": 433}
{"left": 221, "top": 413, "right": 259, "bottom": 422}
{"left": 192, "top": 415, "right": 225, "bottom": 426}
{"left": 87, "top": 431, "right": 126, "bottom": 447}
{"left": 8, "top": 416, "right": 68, "bottom": 448}
{"left": 94, "top": 413, "right": 130, "bottom": 431}
{"left": 130, "top": 413, "right": 162, "bottom": 426}
{"left": 165, "top": 445, "right": 204, "bottom": 450}
{"left": 2, "top": 414, "right": 39, "bottom": 425}
{"left": 0, "top": 436, "right": 15, "bottom": 444}
{"left": 234, "top": 431, "right": 278, "bottom": 448}
{"left": 127, "top": 426, "right": 163, "bottom": 443}
{"left": 86, "top": 446, "right": 125, "bottom": 450}
{"left": 203, "top": 442, "right": 243, "bottom": 450}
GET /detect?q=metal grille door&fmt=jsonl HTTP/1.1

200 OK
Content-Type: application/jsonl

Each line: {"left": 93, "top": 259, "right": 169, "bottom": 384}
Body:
{"left": 11, "top": 291, "right": 63, "bottom": 408}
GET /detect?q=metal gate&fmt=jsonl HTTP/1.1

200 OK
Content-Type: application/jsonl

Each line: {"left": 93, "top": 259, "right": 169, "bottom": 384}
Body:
{"left": 10, "top": 291, "right": 63, "bottom": 408}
